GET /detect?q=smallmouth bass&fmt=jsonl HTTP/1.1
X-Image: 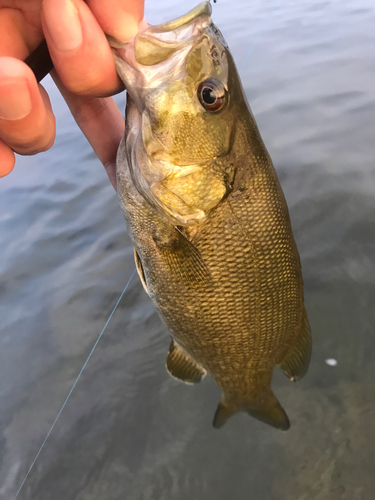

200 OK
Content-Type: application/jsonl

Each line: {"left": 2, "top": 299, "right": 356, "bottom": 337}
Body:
{"left": 111, "top": 1, "right": 311, "bottom": 430}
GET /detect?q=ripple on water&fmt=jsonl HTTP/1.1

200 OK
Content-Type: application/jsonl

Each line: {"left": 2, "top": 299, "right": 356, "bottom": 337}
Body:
{"left": 1, "top": 0, "right": 375, "bottom": 498}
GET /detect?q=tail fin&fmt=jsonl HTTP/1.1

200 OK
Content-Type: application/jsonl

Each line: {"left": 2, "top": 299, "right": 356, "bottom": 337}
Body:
{"left": 213, "top": 390, "right": 290, "bottom": 431}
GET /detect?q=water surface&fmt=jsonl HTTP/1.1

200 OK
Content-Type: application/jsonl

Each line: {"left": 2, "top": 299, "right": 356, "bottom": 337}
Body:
{"left": 1, "top": 0, "right": 375, "bottom": 499}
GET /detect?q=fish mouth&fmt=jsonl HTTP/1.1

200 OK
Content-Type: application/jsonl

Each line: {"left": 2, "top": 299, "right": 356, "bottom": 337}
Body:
{"left": 146, "top": 1, "right": 211, "bottom": 35}
{"left": 109, "top": 1, "right": 213, "bottom": 94}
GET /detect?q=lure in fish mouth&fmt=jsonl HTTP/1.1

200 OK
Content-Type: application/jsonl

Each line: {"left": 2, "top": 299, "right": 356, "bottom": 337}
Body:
{"left": 113, "top": 1, "right": 312, "bottom": 430}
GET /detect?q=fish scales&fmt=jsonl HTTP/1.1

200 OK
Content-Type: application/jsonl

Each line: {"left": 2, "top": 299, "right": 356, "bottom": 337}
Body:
{"left": 113, "top": 1, "right": 311, "bottom": 430}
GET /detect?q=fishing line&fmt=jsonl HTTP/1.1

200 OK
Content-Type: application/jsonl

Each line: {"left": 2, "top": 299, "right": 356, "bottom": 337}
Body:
{"left": 12, "top": 268, "right": 136, "bottom": 500}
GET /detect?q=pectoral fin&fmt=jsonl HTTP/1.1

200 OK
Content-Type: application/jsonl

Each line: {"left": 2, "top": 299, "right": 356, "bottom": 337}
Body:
{"left": 166, "top": 340, "right": 207, "bottom": 384}
{"left": 152, "top": 226, "right": 210, "bottom": 285}
{"left": 279, "top": 309, "right": 312, "bottom": 381}
{"left": 134, "top": 249, "right": 149, "bottom": 295}
{"left": 213, "top": 391, "right": 290, "bottom": 431}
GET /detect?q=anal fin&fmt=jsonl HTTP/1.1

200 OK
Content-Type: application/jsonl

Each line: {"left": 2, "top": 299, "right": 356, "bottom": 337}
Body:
{"left": 279, "top": 309, "right": 312, "bottom": 382}
{"left": 166, "top": 340, "right": 206, "bottom": 384}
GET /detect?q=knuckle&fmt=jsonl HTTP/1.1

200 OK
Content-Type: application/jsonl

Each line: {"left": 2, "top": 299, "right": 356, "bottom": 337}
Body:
{"left": 12, "top": 129, "right": 55, "bottom": 155}
{"left": 0, "top": 104, "right": 56, "bottom": 155}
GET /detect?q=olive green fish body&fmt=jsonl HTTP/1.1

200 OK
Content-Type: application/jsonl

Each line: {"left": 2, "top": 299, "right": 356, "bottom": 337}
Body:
{"left": 114, "top": 2, "right": 311, "bottom": 430}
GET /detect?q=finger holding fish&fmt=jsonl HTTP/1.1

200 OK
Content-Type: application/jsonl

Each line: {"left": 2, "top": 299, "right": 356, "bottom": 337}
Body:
{"left": 0, "top": 0, "right": 144, "bottom": 179}
{"left": 41, "top": 0, "right": 120, "bottom": 96}
{"left": 0, "top": 57, "right": 55, "bottom": 176}
{"left": 53, "top": 73, "right": 124, "bottom": 190}
{"left": 0, "top": 1, "right": 53, "bottom": 176}
{"left": 87, "top": 0, "right": 146, "bottom": 42}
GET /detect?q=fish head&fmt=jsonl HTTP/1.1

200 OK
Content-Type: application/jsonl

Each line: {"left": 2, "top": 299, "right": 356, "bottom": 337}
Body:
{"left": 111, "top": 1, "right": 246, "bottom": 224}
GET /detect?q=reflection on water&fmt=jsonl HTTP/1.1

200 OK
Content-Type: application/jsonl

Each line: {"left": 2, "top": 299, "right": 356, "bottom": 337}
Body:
{"left": 1, "top": 0, "right": 375, "bottom": 498}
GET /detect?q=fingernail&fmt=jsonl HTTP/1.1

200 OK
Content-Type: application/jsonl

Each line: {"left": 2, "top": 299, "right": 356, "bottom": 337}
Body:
{"left": 44, "top": 0, "right": 83, "bottom": 52}
{"left": 0, "top": 80, "right": 32, "bottom": 120}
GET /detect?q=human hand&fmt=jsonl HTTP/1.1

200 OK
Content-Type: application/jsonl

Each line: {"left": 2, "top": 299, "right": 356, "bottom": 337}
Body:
{"left": 0, "top": 0, "right": 145, "bottom": 188}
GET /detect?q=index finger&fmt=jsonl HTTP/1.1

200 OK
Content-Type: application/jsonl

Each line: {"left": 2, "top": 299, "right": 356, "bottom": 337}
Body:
{"left": 41, "top": 0, "right": 144, "bottom": 96}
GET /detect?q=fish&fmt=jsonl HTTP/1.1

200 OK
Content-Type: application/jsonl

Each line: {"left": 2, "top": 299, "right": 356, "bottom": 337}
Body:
{"left": 110, "top": 1, "right": 312, "bottom": 430}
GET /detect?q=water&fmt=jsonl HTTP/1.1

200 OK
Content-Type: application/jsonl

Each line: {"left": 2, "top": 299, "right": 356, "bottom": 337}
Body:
{"left": 1, "top": 0, "right": 375, "bottom": 498}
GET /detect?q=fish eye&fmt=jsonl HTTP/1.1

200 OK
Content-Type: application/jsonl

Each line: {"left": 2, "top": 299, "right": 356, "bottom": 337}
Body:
{"left": 197, "top": 79, "right": 227, "bottom": 113}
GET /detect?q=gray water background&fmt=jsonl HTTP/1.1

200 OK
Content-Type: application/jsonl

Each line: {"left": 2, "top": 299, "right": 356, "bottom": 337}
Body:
{"left": 1, "top": 0, "right": 375, "bottom": 498}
